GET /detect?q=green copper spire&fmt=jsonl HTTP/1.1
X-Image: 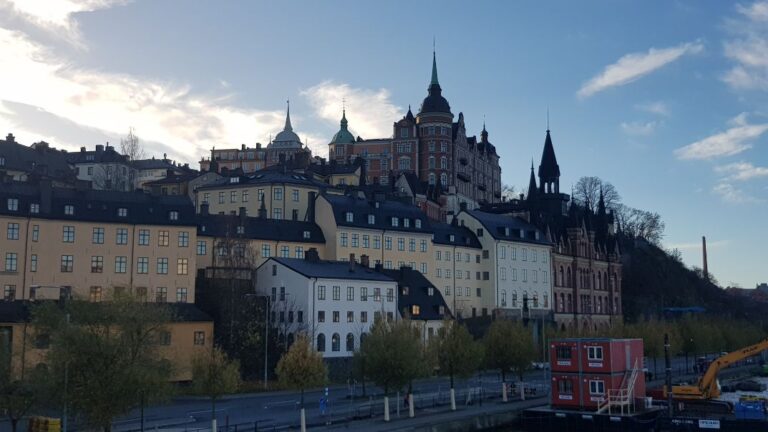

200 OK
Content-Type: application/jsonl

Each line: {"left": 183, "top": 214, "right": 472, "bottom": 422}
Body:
{"left": 431, "top": 50, "right": 439, "bottom": 86}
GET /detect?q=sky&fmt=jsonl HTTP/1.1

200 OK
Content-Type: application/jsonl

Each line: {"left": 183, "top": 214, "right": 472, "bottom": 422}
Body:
{"left": 0, "top": 1, "right": 766, "bottom": 288}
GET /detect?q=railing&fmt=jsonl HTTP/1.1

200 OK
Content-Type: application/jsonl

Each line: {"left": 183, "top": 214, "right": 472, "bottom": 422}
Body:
{"left": 597, "top": 358, "right": 640, "bottom": 415}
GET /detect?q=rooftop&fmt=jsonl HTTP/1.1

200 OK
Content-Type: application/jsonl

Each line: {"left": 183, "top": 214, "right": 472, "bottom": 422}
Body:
{"left": 197, "top": 214, "right": 325, "bottom": 243}
{"left": 267, "top": 257, "right": 395, "bottom": 282}
{"left": 322, "top": 193, "right": 432, "bottom": 234}
{"left": 463, "top": 209, "right": 550, "bottom": 245}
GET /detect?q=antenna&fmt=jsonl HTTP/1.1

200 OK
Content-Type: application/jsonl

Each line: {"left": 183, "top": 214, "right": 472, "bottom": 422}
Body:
{"left": 547, "top": 107, "right": 550, "bottom": 131}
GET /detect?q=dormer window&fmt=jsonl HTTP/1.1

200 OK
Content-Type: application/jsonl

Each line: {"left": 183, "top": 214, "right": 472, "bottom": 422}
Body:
{"left": 64, "top": 205, "right": 74, "bottom": 215}
{"left": 117, "top": 207, "right": 128, "bottom": 217}
{"left": 391, "top": 217, "right": 399, "bottom": 227}
{"left": 7, "top": 198, "right": 18, "bottom": 211}
{"left": 402, "top": 286, "right": 409, "bottom": 295}
{"left": 428, "top": 287, "right": 434, "bottom": 296}
{"left": 439, "top": 306, "right": 445, "bottom": 315}
{"left": 520, "top": 229, "right": 525, "bottom": 238}
{"left": 403, "top": 218, "right": 410, "bottom": 228}
{"left": 303, "top": 231, "right": 311, "bottom": 239}
{"left": 30, "top": 203, "right": 39, "bottom": 214}
{"left": 169, "top": 211, "right": 179, "bottom": 221}
{"left": 411, "top": 305, "right": 420, "bottom": 316}
{"left": 236, "top": 225, "right": 245, "bottom": 234}
{"left": 86, "top": 155, "right": 94, "bottom": 161}
{"left": 229, "top": 177, "right": 239, "bottom": 184}
{"left": 449, "top": 234, "right": 455, "bottom": 242}
{"left": 345, "top": 212, "right": 353, "bottom": 223}
{"left": 368, "top": 214, "right": 375, "bottom": 225}
{"left": 504, "top": 227, "right": 510, "bottom": 236}
{"left": 415, "top": 219, "right": 422, "bottom": 229}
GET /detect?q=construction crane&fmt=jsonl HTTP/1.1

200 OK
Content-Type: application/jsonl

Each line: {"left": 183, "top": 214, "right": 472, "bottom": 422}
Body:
{"left": 668, "top": 338, "right": 768, "bottom": 400}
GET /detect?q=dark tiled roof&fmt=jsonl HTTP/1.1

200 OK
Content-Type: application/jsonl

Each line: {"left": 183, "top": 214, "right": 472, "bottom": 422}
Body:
{"left": 132, "top": 158, "right": 194, "bottom": 173}
{"left": 197, "top": 214, "right": 325, "bottom": 243}
{"left": 0, "top": 301, "right": 31, "bottom": 323}
{"left": 197, "top": 169, "right": 331, "bottom": 191}
{"left": 0, "top": 182, "right": 196, "bottom": 226}
{"left": 305, "top": 161, "right": 360, "bottom": 177}
{"left": 380, "top": 267, "right": 451, "bottom": 321}
{"left": 144, "top": 172, "right": 199, "bottom": 186}
{"left": 463, "top": 210, "right": 550, "bottom": 245}
{"left": 168, "top": 303, "right": 213, "bottom": 322}
{"left": 323, "top": 193, "right": 432, "bottom": 234}
{"left": 0, "top": 138, "right": 75, "bottom": 181}
{"left": 267, "top": 257, "right": 394, "bottom": 282}
{"left": 431, "top": 222, "right": 482, "bottom": 248}
{"left": 66, "top": 146, "right": 128, "bottom": 164}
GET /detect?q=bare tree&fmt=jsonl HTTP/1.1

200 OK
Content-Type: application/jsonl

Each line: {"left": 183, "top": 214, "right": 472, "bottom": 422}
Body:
{"left": 614, "top": 204, "right": 665, "bottom": 245}
{"left": 91, "top": 164, "right": 133, "bottom": 192}
{"left": 573, "top": 176, "right": 621, "bottom": 210}
{"left": 501, "top": 184, "right": 518, "bottom": 202}
{"left": 120, "top": 127, "right": 145, "bottom": 161}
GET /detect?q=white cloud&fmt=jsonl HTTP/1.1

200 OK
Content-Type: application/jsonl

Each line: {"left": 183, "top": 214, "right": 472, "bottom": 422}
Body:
{"left": 0, "top": 0, "right": 129, "bottom": 46}
{"left": 302, "top": 81, "right": 401, "bottom": 140}
{"left": 723, "top": 1, "right": 768, "bottom": 90}
{"left": 0, "top": 27, "right": 288, "bottom": 164}
{"left": 577, "top": 41, "right": 703, "bottom": 98}
{"left": 674, "top": 113, "right": 768, "bottom": 160}
{"left": 715, "top": 161, "right": 768, "bottom": 181}
{"left": 712, "top": 182, "right": 764, "bottom": 203}
{"left": 636, "top": 101, "right": 670, "bottom": 116}
{"left": 620, "top": 120, "right": 659, "bottom": 136}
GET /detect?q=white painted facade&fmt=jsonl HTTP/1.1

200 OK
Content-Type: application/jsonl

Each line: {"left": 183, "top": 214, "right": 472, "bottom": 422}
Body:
{"left": 256, "top": 258, "right": 398, "bottom": 358}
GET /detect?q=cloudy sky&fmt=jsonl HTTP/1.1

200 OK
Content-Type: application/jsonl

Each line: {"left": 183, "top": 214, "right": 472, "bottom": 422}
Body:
{"left": 0, "top": 1, "right": 766, "bottom": 288}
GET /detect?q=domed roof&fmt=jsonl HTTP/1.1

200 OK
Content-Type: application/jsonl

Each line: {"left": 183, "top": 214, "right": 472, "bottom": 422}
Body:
{"left": 270, "top": 102, "right": 303, "bottom": 149}
{"left": 330, "top": 110, "right": 356, "bottom": 144}
{"left": 418, "top": 52, "right": 452, "bottom": 116}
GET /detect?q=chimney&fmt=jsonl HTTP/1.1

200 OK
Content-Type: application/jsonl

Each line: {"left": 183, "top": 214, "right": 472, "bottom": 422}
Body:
{"left": 96, "top": 144, "right": 104, "bottom": 153}
{"left": 702, "top": 236, "right": 709, "bottom": 281}
{"left": 80, "top": 147, "right": 86, "bottom": 153}
{"left": 5, "top": 133, "right": 14, "bottom": 143}
{"left": 200, "top": 202, "right": 209, "bottom": 215}
{"left": 307, "top": 191, "right": 316, "bottom": 223}
{"left": 348, "top": 253, "right": 355, "bottom": 272}
{"left": 304, "top": 248, "right": 320, "bottom": 262}
{"left": 360, "top": 254, "right": 369, "bottom": 268}
{"left": 241, "top": 144, "right": 246, "bottom": 151}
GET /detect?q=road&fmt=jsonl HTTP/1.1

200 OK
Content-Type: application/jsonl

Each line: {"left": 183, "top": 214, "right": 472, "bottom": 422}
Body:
{"left": 104, "top": 354, "right": 717, "bottom": 432}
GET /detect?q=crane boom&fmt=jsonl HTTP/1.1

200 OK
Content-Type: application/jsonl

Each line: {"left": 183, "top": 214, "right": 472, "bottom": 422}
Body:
{"left": 671, "top": 338, "right": 768, "bottom": 400}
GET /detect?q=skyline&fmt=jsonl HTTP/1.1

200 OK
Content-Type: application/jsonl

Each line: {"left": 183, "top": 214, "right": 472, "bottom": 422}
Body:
{"left": 0, "top": 1, "right": 766, "bottom": 287}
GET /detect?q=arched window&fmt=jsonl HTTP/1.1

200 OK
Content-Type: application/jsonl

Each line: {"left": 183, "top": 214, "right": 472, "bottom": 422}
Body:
{"left": 317, "top": 333, "right": 326, "bottom": 352}
{"left": 440, "top": 156, "right": 447, "bottom": 169}
{"left": 597, "top": 271, "right": 602, "bottom": 290}
{"left": 559, "top": 266, "right": 564, "bottom": 287}
{"left": 428, "top": 173, "right": 436, "bottom": 185}
{"left": 346, "top": 333, "right": 355, "bottom": 352}
{"left": 360, "top": 332, "right": 368, "bottom": 346}
{"left": 567, "top": 268, "right": 572, "bottom": 287}
{"left": 440, "top": 173, "right": 448, "bottom": 187}
{"left": 428, "top": 156, "right": 435, "bottom": 169}
{"left": 560, "top": 293, "right": 565, "bottom": 312}
{"left": 332, "top": 333, "right": 340, "bottom": 352}
{"left": 567, "top": 294, "right": 572, "bottom": 312}
{"left": 597, "top": 297, "right": 602, "bottom": 313}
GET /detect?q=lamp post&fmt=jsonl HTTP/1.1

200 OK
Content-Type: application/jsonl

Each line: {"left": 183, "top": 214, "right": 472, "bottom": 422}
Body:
{"left": 264, "top": 295, "right": 270, "bottom": 389}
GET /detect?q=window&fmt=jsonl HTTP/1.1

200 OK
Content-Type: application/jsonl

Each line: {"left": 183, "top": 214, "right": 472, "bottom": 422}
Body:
{"left": 318, "top": 285, "right": 326, "bottom": 300}
{"left": 331, "top": 311, "right": 340, "bottom": 323}
{"left": 295, "top": 246, "right": 304, "bottom": 258}
{"left": 351, "top": 234, "right": 359, "bottom": 247}
{"left": 30, "top": 203, "right": 39, "bottom": 214}
{"left": 117, "top": 207, "right": 128, "bottom": 217}
{"left": 362, "top": 235, "right": 370, "bottom": 248}
{"left": 177, "top": 258, "right": 188, "bottom": 275}
{"left": 387, "top": 288, "right": 394, "bottom": 302}
{"left": 261, "top": 244, "right": 271, "bottom": 257}
{"left": 6, "top": 223, "right": 19, "bottom": 240}
{"left": 522, "top": 248, "right": 527, "bottom": 261}
{"left": 587, "top": 346, "right": 604, "bottom": 361}
{"left": 115, "top": 256, "right": 127, "bottom": 273}
{"left": 218, "top": 192, "right": 225, "bottom": 204}
{"left": 589, "top": 380, "right": 605, "bottom": 395}
{"left": 316, "top": 333, "right": 326, "bottom": 351}
{"left": 360, "top": 311, "right": 368, "bottom": 323}
{"left": 197, "top": 240, "right": 207, "bottom": 255}
{"left": 91, "top": 227, "right": 104, "bottom": 244}
{"left": 64, "top": 205, "right": 74, "bottom": 215}
{"left": 331, "top": 333, "right": 340, "bottom": 351}
{"left": 292, "top": 189, "right": 299, "bottom": 202}
{"left": 176, "top": 287, "right": 188, "bottom": 302}
{"left": 398, "top": 238, "right": 405, "bottom": 251}
{"left": 441, "top": 156, "right": 447, "bottom": 169}
{"left": 556, "top": 346, "right": 572, "bottom": 360}
{"left": 273, "top": 188, "right": 283, "bottom": 200}
{"left": 368, "top": 214, "right": 375, "bottom": 225}
{"left": 347, "top": 286, "right": 354, "bottom": 301}
{"left": 303, "top": 230, "right": 311, "bottom": 239}
{"left": 330, "top": 285, "right": 341, "bottom": 301}
{"left": 30, "top": 254, "right": 37, "bottom": 272}
{"left": 138, "top": 229, "right": 150, "bottom": 245}
{"left": 158, "top": 230, "right": 169, "bottom": 246}
{"left": 409, "top": 238, "right": 415, "bottom": 252}
{"left": 89, "top": 286, "right": 102, "bottom": 302}
{"left": 178, "top": 232, "right": 189, "bottom": 247}
{"left": 60, "top": 255, "right": 73, "bottom": 272}
{"left": 391, "top": 217, "right": 399, "bottom": 227}
{"left": 280, "top": 245, "right": 289, "bottom": 258}
{"left": 137, "top": 257, "right": 149, "bottom": 274}
{"left": 420, "top": 262, "right": 427, "bottom": 274}
{"left": 501, "top": 291, "right": 507, "bottom": 307}
{"left": 6, "top": 199, "right": 18, "bottom": 211}
{"left": 116, "top": 228, "right": 128, "bottom": 245}
{"left": 346, "top": 311, "right": 355, "bottom": 323}
{"left": 3, "top": 285, "right": 16, "bottom": 301}
{"left": 62, "top": 226, "right": 75, "bottom": 243}
{"left": 385, "top": 236, "right": 392, "bottom": 250}
{"left": 242, "top": 190, "right": 249, "bottom": 202}
{"left": 4, "top": 253, "right": 17, "bottom": 272}
{"left": 157, "top": 258, "right": 168, "bottom": 274}
{"left": 373, "top": 287, "right": 381, "bottom": 302}
{"left": 558, "top": 379, "right": 574, "bottom": 395}
{"left": 156, "top": 287, "right": 168, "bottom": 303}
{"left": 194, "top": 331, "right": 206, "bottom": 346}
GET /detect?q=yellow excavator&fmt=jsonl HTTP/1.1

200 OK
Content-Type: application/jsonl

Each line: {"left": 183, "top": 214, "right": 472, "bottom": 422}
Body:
{"left": 667, "top": 338, "right": 768, "bottom": 400}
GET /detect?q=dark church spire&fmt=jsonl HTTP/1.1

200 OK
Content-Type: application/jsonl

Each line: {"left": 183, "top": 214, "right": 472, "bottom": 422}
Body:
{"left": 527, "top": 160, "right": 537, "bottom": 202}
{"left": 538, "top": 129, "right": 560, "bottom": 194}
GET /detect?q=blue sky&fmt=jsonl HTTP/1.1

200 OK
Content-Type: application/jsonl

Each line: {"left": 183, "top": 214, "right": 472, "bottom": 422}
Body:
{"left": 0, "top": 1, "right": 766, "bottom": 287}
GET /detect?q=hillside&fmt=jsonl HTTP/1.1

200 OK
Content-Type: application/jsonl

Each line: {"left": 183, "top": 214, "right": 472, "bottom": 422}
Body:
{"left": 620, "top": 238, "right": 766, "bottom": 322}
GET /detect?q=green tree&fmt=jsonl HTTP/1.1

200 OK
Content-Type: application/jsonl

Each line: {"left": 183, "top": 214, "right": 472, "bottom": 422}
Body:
{"left": 0, "top": 347, "right": 49, "bottom": 432}
{"left": 434, "top": 320, "right": 483, "bottom": 410}
{"left": 32, "top": 296, "right": 173, "bottom": 432}
{"left": 483, "top": 320, "right": 520, "bottom": 402}
{"left": 501, "top": 321, "right": 537, "bottom": 399}
{"left": 276, "top": 334, "right": 326, "bottom": 432}
{"left": 361, "top": 318, "right": 422, "bottom": 421}
{"left": 191, "top": 347, "right": 240, "bottom": 432}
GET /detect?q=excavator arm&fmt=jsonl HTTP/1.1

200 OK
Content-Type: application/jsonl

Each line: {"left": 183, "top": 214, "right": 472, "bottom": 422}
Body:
{"left": 671, "top": 338, "right": 768, "bottom": 400}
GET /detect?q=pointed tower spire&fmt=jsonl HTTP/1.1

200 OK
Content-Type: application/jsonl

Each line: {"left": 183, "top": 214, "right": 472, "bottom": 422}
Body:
{"left": 284, "top": 99, "right": 293, "bottom": 132}
{"left": 527, "top": 160, "right": 538, "bottom": 203}
{"left": 538, "top": 129, "right": 561, "bottom": 194}
{"left": 481, "top": 118, "right": 489, "bottom": 143}
{"left": 431, "top": 49, "right": 440, "bottom": 86}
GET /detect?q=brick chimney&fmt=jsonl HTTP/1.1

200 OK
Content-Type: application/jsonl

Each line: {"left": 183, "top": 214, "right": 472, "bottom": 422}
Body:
{"left": 348, "top": 253, "right": 355, "bottom": 272}
{"left": 360, "top": 254, "right": 369, "bottom": 268}
{"left": 304, "top": 248, "right": 320, "bottom": 262}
